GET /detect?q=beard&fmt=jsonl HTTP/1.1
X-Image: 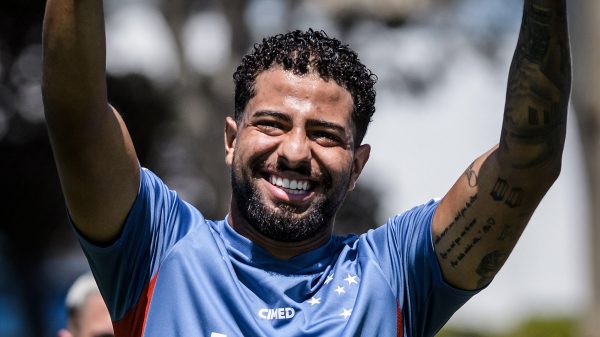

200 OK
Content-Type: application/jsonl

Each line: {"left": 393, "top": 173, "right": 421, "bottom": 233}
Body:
{"left": 230, "top": 158, "right": 350, "bottom": 242}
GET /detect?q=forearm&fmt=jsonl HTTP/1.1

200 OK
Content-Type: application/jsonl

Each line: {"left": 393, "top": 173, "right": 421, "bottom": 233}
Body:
{"left": 500, "top": 0, "right": 571, "bottom": 176}
{"left": 42, "top": 0, "right": 108, "bottom": 132}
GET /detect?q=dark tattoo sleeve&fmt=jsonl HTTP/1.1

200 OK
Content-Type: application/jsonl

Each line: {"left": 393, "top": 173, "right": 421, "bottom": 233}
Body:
{"left": 500, "top": 0, "right": 570, "bottom": 170}
{"left": 435, "top": 1, "right": 569, "bottom": 290}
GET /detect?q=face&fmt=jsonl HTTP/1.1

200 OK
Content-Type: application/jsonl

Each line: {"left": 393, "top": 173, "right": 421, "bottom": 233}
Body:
{"left": 74, "top": 293, "right": 113, "bottom": 337}
{"left": 225, "top": 68, "right": 370, "bottom": 242}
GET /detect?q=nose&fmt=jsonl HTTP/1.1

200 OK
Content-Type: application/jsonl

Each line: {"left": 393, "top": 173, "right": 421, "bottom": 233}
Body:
{"left": 277, "top": 128, "right": 312, "bottom": 169}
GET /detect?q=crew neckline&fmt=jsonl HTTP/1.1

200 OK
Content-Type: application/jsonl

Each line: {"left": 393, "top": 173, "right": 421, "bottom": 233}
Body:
{"left": 220, "top": 216, "right": 342, "bottom": 275}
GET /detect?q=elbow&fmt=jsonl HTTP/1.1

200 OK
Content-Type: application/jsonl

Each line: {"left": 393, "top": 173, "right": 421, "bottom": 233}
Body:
{"left": 497, "top": 142, "right": 564, "bottom": 186}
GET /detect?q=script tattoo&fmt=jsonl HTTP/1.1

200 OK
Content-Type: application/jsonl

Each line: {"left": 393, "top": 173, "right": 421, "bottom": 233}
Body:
{"left": 435, "top": 194, "right": 478, "bottom": 245}
{"left": 476, "top": 251, "right": 508, "bottom": 288}
{"left": 448, "top": 217, "right": 497, "bottom": 268}
{"left": 441, "top": 218, "right": 476, "bottom": 261}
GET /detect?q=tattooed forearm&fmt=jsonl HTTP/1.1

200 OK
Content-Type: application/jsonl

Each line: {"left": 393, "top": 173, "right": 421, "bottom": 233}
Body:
{"left": 520, "top": 2, "right": 553, "bottom": 65}
{"left": 500, "top": 0, "right": 570, "bottom": 171}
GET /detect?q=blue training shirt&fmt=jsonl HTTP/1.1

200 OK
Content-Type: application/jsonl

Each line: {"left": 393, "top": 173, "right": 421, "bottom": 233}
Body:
{"left": 77, "top": 167, "right": 477, "bottom": 337}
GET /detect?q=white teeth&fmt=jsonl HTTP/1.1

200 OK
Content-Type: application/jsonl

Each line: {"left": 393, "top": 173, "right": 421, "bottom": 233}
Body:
{"left": 269, "top": 176, "right": 311, "bottom": 191}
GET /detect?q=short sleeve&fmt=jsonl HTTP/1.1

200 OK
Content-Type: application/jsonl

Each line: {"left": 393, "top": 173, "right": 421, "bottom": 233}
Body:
{"left": 74, "top": 167, "right": 203, "bottom": 320}
{"left": 365, "top": 200, "right": 479, "bottom": 336}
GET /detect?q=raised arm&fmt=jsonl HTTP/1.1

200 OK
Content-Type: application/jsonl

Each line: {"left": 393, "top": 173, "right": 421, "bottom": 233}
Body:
{"left": 42, "top": 0, "right": 139, "bottom": 243}
{"left": 432, "top": 0, "right": 571, "bottom": 290}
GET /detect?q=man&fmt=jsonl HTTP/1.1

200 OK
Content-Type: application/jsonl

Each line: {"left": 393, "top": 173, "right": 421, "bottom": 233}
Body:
{"left": 41, "top": 0, "right": 570, "bottom": 336}
{"left": 58, "top": 273, "right": 114, "bottom": 337}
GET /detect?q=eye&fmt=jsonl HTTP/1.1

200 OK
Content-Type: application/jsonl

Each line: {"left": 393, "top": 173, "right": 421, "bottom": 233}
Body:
{"left": 311, "top": 130, "right": 343, "bottom": 146}
{"left": 255, "top": 119, "right": 285, "bottom": 135}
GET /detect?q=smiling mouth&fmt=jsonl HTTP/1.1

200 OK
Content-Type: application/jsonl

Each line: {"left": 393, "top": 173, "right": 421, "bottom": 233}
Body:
{"left": 268, "top": 175, "right": 313, "bottom": 195}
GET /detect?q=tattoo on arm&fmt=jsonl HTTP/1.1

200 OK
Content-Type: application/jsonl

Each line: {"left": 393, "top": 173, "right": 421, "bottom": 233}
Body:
{"left": 476, "top": 251, "right": 509, "bottom": 288}
{"left": 490, "top": 177, "right": 524, "bottom": 208}
{"left": 437, "top": 2, "right": 569, "bottom": 282}
{"left": 436, "top": 174, "right": 529, "bottom": 272}
{"left": 465, "top": 162, "right": 479, "bottom": 188}
{"left": 520, "top": 2, "right": 553, "bottom": 65}
{"left": 501, "top": 0, "right": 570, "bottom": 170}
{"left": 434, "top": 194, "right": 478, "bottom": 245}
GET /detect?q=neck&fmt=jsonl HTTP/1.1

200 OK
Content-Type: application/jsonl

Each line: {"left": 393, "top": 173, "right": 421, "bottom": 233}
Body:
{"left": 228, "top": 203, "right": 333, "bottom": 260}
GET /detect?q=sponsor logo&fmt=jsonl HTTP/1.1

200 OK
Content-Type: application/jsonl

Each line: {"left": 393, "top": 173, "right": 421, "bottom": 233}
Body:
{"left": 258, "top": 307, "right": 296, "bottom": 320}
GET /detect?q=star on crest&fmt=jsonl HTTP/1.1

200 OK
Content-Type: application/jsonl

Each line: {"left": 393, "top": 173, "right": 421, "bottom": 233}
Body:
{"left": 340, "top": 308, "right": 352, "bottom": 319}
{"left": 307, "top": 296, "right": 321, "bottom": 306}
{"left": 334, "top": 286, "right": 345, "bottom": 295}
{"left": 344, "top": 274, "right": 358, "bottom": 285}
{"left": 324, "top": 274, "right": 334, "bottom": 285}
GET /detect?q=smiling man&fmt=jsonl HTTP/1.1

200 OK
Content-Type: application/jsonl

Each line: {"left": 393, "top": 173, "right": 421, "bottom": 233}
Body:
{"left": 42, "top": 0, "right": 570, "bottom": 336}
{"left": 227, "top": 66, "right": 371, "bottom": 256}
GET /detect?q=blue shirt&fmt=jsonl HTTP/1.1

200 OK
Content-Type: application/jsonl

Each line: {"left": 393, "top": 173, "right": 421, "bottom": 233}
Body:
{"left": 77, "top": 168, "right": 476, "bottom": 337}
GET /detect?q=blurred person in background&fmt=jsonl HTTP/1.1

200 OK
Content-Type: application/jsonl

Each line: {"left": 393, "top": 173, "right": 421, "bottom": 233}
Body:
{"left": 57, "top": 273, "right": 113, "bottom": 337}
{"left": 41, "top": 0, "right": 571, "bottom": 336}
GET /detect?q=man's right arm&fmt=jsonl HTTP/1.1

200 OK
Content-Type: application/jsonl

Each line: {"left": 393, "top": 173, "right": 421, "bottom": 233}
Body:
{"left": 42, "top": 0, "right": 139, "bottom": 243}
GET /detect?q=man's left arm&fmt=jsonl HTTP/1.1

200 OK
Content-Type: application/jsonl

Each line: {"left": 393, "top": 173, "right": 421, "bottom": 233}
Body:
{"left": 432, "top": 0, "right": 571, "bottom": 290}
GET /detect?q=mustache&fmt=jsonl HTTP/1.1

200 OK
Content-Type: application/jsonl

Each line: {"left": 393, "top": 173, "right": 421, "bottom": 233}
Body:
{"left": 276, "top": 159, "right": 311, "bottom": 177}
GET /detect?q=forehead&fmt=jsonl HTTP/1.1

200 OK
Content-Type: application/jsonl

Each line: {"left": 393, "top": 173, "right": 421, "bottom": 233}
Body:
{"left": 246, "top": 68, "right": 354, "bottom": 123}
{"left": 78, "top": 293, "right": 112, "bottom": 333}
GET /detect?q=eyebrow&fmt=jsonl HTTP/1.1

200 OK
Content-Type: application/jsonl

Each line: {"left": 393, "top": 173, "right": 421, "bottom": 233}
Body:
{"left": 306, "top": 119, "right": 347, "bottom": 136}
{"left": 252, "top": 110, "right": 347, "bottom": 135}
{"left": 252, "top": 110, "right": 292, "bottom": 123}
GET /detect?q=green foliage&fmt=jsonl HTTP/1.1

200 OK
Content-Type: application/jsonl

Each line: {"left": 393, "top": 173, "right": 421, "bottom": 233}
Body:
{"left": 437, "top": 326, "right": 495, "bottom": 337}
{"left": 510, "top": 317, "right": 578, "bottom": 337}
{"left": 438, "top": 316, "right": 579, "bottom": 337}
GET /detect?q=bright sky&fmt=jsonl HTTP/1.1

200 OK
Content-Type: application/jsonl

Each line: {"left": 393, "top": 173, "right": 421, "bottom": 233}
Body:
{"left": 103, "top": 0, "right": 590, "bottom": 332}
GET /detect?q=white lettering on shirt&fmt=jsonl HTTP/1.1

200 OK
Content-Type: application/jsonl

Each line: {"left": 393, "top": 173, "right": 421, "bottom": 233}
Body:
{"left": 258, "top": 307, "right": 296, "bottom": 320}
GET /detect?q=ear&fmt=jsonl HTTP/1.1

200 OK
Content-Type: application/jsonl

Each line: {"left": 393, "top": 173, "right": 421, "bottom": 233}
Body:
{"left": 224, "top": 116, "right": 238, "bottom": 167}
{"left": 348, "top": 144, "right": 370, "bottom": 191}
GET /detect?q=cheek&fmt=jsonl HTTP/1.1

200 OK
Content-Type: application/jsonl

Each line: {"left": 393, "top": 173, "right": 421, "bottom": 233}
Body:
{"left": 318, "top": 150, "right": 354, "bottom": 176}
{"left": 236, "top": 134, "right": 279, "bottom": 167}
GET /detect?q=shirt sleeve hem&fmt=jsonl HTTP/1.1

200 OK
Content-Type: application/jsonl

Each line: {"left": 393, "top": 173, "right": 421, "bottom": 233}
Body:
{"left": 71, "top": 164, "right": 145, "bottom": 256}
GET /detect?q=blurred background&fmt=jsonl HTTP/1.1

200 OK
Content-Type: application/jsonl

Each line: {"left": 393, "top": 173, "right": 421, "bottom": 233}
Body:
{"left": 1, "top": 0, "right": 599, "bottom": 336}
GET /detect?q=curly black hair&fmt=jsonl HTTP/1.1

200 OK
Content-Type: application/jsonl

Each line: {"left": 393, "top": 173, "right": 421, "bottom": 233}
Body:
{"left": 233, "top": 29, "right": 377, "bottom": 145}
